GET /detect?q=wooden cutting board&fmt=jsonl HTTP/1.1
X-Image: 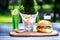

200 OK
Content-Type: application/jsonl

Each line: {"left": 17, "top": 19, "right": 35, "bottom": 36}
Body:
{"left": 10, "top": 30, "right": 58, "bottom": 36}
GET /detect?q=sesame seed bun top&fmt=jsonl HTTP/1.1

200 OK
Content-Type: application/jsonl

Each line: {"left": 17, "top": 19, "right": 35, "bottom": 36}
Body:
{"left": 37, "top": 20, "right": 52, "bottom": 27}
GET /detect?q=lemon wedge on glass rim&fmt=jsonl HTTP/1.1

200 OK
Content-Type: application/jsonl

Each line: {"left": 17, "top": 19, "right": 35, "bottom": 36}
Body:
{"left": 11, "top": 9, "right": 20, "bottom": 15}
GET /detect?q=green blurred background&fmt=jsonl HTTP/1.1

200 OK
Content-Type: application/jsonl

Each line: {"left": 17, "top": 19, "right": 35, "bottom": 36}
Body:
{"left": 0, "top": 0, "right": 60, "bottom": 24}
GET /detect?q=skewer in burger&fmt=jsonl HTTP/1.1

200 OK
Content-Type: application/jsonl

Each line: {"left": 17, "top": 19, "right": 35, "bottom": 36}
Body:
{"left": 37, "top": 20, "right": 53, "bottom": 33}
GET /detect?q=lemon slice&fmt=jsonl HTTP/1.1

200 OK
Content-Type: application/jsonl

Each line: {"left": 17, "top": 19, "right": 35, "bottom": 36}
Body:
{"left": 11, "top": 9, "right": 19, "bottom": 15}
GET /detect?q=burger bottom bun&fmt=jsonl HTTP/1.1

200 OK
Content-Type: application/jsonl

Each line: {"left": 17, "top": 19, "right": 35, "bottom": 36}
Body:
{"left": 37, "top": 28, "right": 52, "bottom": 33}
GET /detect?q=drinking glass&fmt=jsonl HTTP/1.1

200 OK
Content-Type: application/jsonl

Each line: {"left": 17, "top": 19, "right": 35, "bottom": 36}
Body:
{"left": 11, "top": 9, "right": 19, "bottom": 31}
{"left": 20, "top": 12, "right": 38, "bottom": 32}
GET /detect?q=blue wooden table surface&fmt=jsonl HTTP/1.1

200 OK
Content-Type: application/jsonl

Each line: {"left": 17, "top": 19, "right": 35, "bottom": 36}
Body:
{"left": 0, "top": 23, "right": 60, "bottom": 40}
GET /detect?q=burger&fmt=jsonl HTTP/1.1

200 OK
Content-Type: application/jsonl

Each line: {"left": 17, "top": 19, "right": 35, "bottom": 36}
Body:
{"left": 36, "top": 20, "right": 53, "bottom": 33}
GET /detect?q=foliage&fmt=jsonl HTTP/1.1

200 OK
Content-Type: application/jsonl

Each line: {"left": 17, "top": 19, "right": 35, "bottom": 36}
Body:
{"left": 19, "top": 0, "right": 39, "bottom": 14}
